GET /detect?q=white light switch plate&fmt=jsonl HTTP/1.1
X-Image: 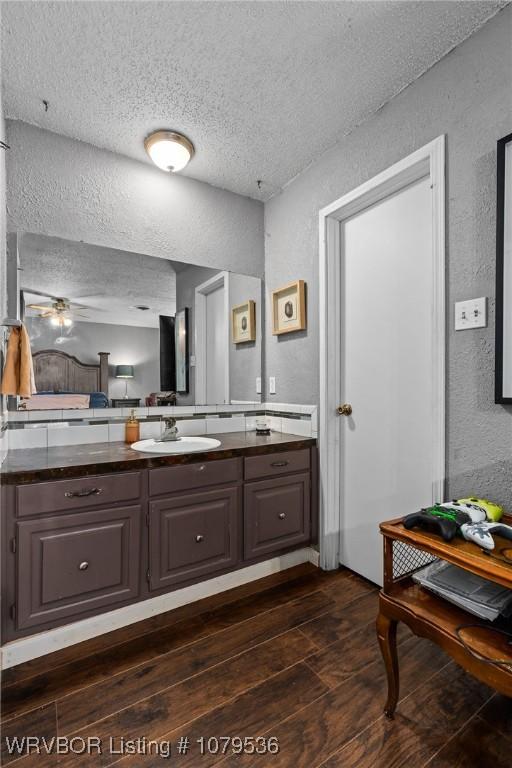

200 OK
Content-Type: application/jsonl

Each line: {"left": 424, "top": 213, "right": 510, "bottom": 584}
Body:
{"left": 269, "top": 377, "right": 276, "bottom": 395}
{"left": 256, "top": 377, "right": 261, "bottom": 394}
{"left": 454, "top": 297, "right": 487, "bottom": 331}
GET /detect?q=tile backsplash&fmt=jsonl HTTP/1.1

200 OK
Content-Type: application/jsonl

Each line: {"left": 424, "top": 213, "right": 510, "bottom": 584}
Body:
{"left": 5, "top": 403, "right": 318, "bottom": 450}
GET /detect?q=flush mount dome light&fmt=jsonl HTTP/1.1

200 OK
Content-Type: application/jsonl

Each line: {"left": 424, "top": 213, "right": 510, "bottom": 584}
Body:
{"left": 144, "top": 130, "right": 195, "bottom": 172}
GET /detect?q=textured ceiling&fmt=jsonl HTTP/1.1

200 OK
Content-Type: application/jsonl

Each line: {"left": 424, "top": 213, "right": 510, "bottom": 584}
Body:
{"left": 2, "top": 1, "right": 506, "bottom": 200}
{"left": 20, "top": 234, "right": 178, "bottom": 328}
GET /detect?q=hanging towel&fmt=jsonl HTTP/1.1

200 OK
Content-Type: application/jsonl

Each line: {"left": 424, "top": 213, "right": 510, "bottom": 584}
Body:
{"left": 1, "top": 325, "right": 37, "bottom": 397}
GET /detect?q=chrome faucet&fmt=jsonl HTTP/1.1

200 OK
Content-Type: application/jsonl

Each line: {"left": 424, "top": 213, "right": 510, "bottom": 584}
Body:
{"left": 160, "top": 417, "right": 180, "bottom": 442}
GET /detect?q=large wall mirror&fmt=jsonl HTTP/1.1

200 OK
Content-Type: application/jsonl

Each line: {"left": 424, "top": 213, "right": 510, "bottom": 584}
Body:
{"left": 11, "top": 233, "right": 262, "bottom": 411}
{"left": 495, "top": 132, "right": 512, "bottom": 403}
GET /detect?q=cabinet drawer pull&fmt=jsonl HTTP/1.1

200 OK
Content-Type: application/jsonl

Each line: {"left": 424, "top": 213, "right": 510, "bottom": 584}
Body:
{"left": 271, "top": 461, "right": 289, "bottom": 468}
{"left": 279, "top": 512, "right": 286, "bottom": 520}
{"left": 195, "top": 465, "right": 206, "bottom": 472}
{"left": 196, "top": 534, "right": 204, "bottom": 543}
{"left": 78, "top": 561, "right": 89, "bottom": 571}
{"left": 65, "top": 488, "right": 103, "bottom": 499}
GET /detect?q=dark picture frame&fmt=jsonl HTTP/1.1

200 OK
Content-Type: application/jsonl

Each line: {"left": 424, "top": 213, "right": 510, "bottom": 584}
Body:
{"left": 495, "top": 132, "right": 512, "bottom": 404}
{"left": 175, "top": 308, "right": 189, "bottom": 394}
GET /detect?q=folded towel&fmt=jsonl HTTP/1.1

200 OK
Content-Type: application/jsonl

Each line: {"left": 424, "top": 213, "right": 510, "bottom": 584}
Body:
{"left": 1, "top": 324, "right": 37, "bottom": 398}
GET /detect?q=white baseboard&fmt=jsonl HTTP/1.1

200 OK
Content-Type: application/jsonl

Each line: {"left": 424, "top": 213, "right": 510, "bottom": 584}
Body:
{"left": 307, "top": 547, "right": 320, "bottom": 567}
{"left": 1, "top": 547, "right": 318, "bottom": 669}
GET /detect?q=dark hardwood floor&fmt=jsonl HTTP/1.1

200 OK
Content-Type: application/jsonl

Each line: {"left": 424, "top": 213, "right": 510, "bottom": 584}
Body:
{"left": 1, "top": 564, "right": 510, "bottom": 767}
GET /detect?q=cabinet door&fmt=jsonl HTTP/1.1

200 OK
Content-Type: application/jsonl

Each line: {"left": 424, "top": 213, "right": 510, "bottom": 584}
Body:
{"left": 149, "top": 487, "right": 239, "bottom": 590}
{"left": 244, "top": 473, "right": 310, "bottom": 559}
{"left": 16, "top": 506, "right": 141, "bottom": 630}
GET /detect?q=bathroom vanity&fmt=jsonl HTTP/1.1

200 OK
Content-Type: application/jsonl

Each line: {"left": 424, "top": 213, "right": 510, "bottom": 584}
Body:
{"left": 0, "top": 432, "right": 317, "bottom": 642}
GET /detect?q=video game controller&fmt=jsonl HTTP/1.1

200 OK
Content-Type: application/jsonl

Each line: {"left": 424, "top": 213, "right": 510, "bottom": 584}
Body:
{"left": 439, "top": 501, "right": 486, "bottom": 523}
{"left": 460, "top": 521, "right": 512, "bottom": 551}
{"left": 403, "top": 508, "right": 465, "bottom": 542}
{"left": 456, "top": 497, "right": 503, "bottom": 522}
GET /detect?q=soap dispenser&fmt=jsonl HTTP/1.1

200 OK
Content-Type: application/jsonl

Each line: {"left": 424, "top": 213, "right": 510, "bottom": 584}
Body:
{"left": 125, "top": 409, "right": 140, "bottom": 444}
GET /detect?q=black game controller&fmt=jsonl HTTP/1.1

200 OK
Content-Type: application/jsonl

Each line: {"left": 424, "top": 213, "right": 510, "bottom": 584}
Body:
{"left": 403, "top": 506, "right": 470, "bottom": 542}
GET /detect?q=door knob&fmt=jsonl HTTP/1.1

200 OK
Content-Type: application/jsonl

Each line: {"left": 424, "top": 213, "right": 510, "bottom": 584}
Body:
{"left": 337, "top": 403, "right": 352, "bottom": 416}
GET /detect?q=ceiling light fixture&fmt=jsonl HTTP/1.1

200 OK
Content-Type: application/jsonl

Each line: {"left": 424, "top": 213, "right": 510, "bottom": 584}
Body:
{"left": 50, "top": 315, "right": 72, "bottom": 328}
{"left": 144, "top": 130, "right": 195, "bottom": 173}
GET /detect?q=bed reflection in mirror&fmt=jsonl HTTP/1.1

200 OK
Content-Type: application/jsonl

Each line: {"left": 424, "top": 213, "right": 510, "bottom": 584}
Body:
{"left": 10, "top": 233, "right": 262, "bottom": 411}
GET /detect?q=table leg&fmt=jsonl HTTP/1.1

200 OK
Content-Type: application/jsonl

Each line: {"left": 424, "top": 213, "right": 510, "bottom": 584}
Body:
{"left": 376, "top": 611, "right": 399, "bottom": 718}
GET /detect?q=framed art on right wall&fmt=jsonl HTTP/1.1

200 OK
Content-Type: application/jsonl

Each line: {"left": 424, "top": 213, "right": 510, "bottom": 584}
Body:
{"left": 272, "top": 280, "right": 306, "bottom": 335}
{"left": 495, "top": 132, "right": 512, "bottom": 403}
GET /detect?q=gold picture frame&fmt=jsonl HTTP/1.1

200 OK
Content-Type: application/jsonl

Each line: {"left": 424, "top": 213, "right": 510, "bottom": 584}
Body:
{"left": 272, "top": 280, "right": 306, "bottom": 335}
{"left": 232, "top": 300, "right": 256, "bottom": 343}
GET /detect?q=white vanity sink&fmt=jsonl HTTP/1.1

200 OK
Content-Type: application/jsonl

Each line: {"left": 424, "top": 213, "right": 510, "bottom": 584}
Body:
{"left": 131, "top": 436, "right": 222, "bottom": 454}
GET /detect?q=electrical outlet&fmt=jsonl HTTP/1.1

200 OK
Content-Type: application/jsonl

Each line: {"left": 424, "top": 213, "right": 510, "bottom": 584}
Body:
{"left": 269, "top": 377, "right": 276, "bottom": 395}
{"left": 190, "top": 355, "right": 196, "bottom": 367}
{"left": 256, "top": 377, "right": 261, "bottom": 394}
{"left": 455, "top": 297, "right": 487, "bottom": 330}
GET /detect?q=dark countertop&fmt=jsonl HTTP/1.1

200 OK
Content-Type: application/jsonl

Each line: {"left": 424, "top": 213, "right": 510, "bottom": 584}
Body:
{"left": 0, "top": 432, "right": 316, "bottom": 485}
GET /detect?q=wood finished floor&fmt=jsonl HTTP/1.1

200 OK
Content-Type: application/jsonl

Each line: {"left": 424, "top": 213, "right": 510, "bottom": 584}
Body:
{"left": 1, "top": 563, "right": 510, "bottom": 767}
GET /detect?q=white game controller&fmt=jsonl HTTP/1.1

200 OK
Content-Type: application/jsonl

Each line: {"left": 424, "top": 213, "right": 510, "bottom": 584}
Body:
{"left": 439, "top": 502, "right": 486, "bottom": 523}
{"left": 460, "top": 521, "right": 512, "bottom": 551}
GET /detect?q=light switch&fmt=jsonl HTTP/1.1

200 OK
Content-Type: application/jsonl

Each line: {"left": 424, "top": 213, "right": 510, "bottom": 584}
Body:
{"left": 454, "top": 297, "right": 487, "bottom": 331}
{"left": 256, "top": 377, "right": 261, "bottom": 394}
{"left": 269, "top": 377, "right": 276, "bottom": 395}
{"left": 190, "top": 355, "right": 196, "bottom": 367}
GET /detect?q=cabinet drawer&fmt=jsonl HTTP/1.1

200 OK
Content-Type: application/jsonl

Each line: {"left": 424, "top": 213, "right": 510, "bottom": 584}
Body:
{"left": 16, "top": 505, "right": 141, "bottom": 630}
{"left": 244, "top": 449, "right": 310, "bottom": 480}
{"left": 149, "top": 458, "right": 242, "bottom": 497}
{"left": 17, "top": 472, "right": 142, "bottom": 517}
{"left": 149, "top": 486, "right": 239, "bottom": 590}
{"left": 244, "top": 473, "right": 310, "bottom": 559}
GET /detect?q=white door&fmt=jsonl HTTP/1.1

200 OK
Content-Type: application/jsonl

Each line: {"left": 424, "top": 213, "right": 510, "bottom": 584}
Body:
{"left": 339, "top": 176, "right": 434, "bottom": 585}
{"left": 205, "top": 284, "right": 227, "bottom": 403}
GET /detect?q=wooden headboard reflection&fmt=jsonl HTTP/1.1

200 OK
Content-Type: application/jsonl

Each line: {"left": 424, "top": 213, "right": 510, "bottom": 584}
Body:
{"left": 32, "top": 350, "right": 109, "bottom": 397}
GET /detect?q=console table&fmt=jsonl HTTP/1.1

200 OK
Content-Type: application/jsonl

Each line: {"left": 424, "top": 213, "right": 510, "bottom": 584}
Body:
{"left": 377, "top": 516, "right": 512, "bottom": 718}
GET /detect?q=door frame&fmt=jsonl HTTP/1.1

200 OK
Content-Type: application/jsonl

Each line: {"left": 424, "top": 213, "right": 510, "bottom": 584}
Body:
{"left": 318, "top": 136, "right": 446, "bottom": 570}
{"left": 195, "top": 271, "right": 230, "bottom": 405}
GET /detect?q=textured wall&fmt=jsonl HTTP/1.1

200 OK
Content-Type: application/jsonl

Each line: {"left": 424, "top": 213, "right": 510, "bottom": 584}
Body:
{"left": 228, "top": 272, "right": 263, "bottom": 403}
{"left": 6, "top": 120, "right": 264, "bottom": 278}
{"left": 27, "top": 318, "right": 160, "bottom": 402}
{"left": 264, "top": 7, "right": 512, "bottom": 505}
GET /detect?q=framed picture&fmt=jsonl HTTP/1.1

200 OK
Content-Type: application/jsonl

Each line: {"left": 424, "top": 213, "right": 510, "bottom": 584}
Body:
{"left": 174, "top": 307, "right": 189, "bottom": 393}
{"left": 495, "top": 132, "right": 512, "bottom": 403}
{"left": 232, "top": 300, "right": 256, "bottom": 343}
{"left": 272, "top": 280, "right": 306, "bottom": 335}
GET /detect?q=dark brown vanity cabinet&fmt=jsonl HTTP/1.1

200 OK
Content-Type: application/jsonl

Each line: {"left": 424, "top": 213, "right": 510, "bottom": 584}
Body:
{"left": 149, "top": 486, "right": 240, "bottom": 590}
{"left": 2, "top": 443, "right": 316, "bottom": 641}
{"left": 15, "top": 504, "right": 141, "bottom": 630}
{"left": 244, "top": 473, "right": 310, "bottom": 559}
{"left": 243, "top": 449, "right": 311, "bottom": 559}
{"left": 147, "top": 457, "right": 242, "bottom": 592}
